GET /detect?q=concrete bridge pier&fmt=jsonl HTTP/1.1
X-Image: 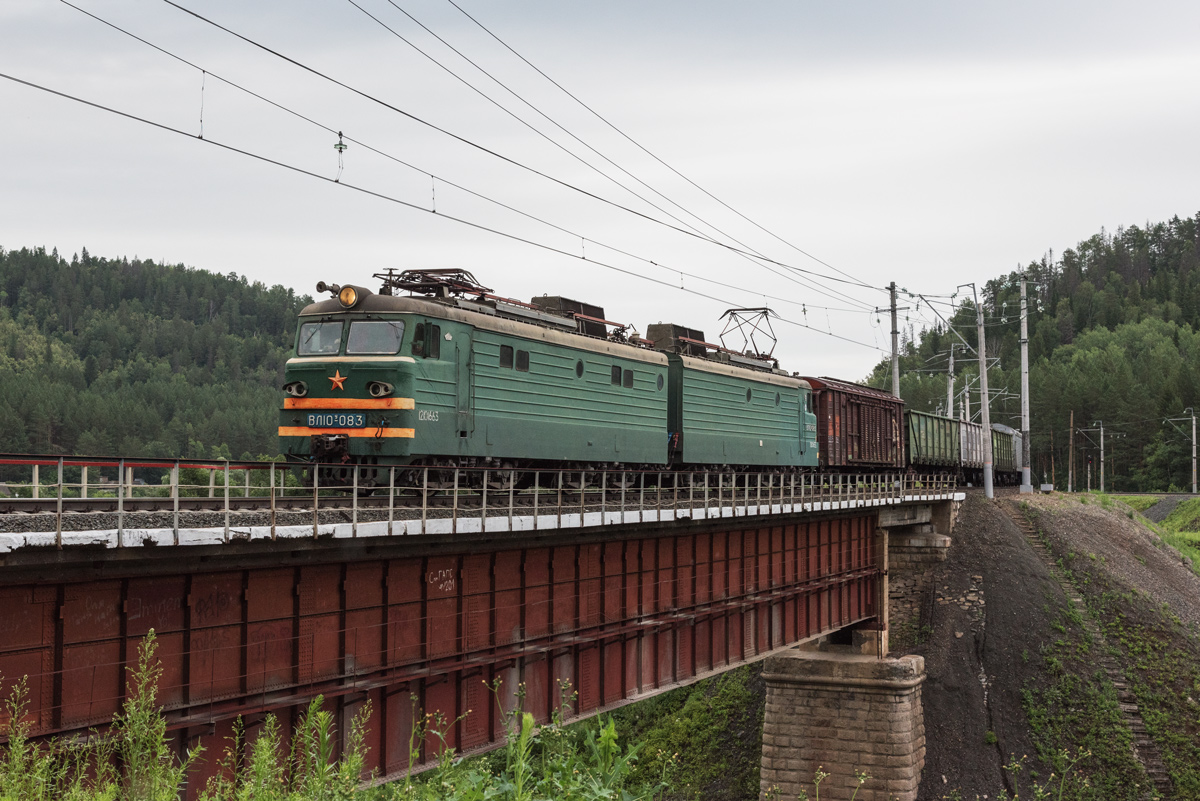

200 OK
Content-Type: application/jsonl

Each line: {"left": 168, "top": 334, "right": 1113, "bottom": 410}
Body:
{"left": 760, "top": 650, "right": 925, "bottom": 801}
{"left": 759, "top": 498, "right": 956, "bottom": 800}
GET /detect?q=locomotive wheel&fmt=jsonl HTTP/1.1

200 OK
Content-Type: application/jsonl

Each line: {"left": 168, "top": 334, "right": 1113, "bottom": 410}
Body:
{"left": 563, "top": 471, "right": 598, "bottom": 491}
{"left": 485, "top": 468, "right": 521, "bottom": 491}
{"left": 605, "top": 471, "right": 638, "bottom": 490}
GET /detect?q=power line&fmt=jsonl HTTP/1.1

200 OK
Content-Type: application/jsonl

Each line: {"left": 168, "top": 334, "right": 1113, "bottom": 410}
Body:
{"left": 441, "top": 0, "right": 882, "bottom": 293}
{"left": 58, "top": 0, "right": 875, "bottom": 317}
{"left": 0, "top": 70, "right": 885, "bottom": 355}
{"left": 157, "top": 0, "right": 880, "bottom": 307}
{"left": 345, "top": 0, "right": 747, "bottom": 258}
{"left": 347, "top": 0, "right": 880, "bottom": 314}
{"left": 358, "top": 0, "right": 759, "bottom": 255}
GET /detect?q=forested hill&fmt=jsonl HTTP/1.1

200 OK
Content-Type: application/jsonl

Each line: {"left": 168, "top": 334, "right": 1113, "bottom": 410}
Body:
{"left": 867, "top": 213, "right": 1200, "bottom": 491}
{"left": 0, "top": 246, "right": 309, "bottom": 459}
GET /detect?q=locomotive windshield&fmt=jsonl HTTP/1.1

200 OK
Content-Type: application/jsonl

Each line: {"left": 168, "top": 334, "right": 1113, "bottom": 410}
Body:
{"left": 298, "top": 321, "right": 343, "bottom": 355}
{"left": 347, "top": 320, "right": 405, "bottom": 354}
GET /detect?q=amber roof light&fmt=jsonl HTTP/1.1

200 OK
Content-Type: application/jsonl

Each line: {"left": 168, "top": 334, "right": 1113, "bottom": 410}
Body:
{"left": 338, "top": 286, "right": 359, "bottom": 307}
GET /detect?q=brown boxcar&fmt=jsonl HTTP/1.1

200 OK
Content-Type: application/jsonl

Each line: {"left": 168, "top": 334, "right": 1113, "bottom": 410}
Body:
{"left": 802, "top": 377, "right": 905, "bottom": 470}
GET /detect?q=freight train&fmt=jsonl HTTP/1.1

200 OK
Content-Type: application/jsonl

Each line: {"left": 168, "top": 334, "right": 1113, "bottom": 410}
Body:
{"left": 278, "top": 270, "right": 1022, "bottom": 488}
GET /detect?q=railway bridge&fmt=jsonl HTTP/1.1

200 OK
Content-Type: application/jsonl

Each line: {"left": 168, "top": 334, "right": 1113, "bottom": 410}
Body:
{"left": 0, "top": 456, "right": 961, "bottom": 800}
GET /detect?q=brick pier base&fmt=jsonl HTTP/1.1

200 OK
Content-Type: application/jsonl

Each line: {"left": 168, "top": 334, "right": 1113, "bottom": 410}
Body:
{"left": 760, "top": 650, "right": 926, "bottom": 801}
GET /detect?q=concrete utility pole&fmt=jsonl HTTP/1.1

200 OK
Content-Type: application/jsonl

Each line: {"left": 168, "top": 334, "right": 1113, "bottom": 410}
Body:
{"left": 1095, "top": 420, "right": 1105, "bottom": 493}
{"left": 973, "top": 287, "right": 994, "bottom": 498}
{"left": 947, "top": 345, "right": 955, "bottom": 420}
{"left": 1165, "top": 410, "right": 1196, "bottom": 494}
{"left": 1020, "top": 277, "right": 1032, "bottom": 494}
{"left": 1068, "top": 410, "right": 1074, "bottom": 493}
{"left": 890, "top": 282, "right": 900, "bottom": 398}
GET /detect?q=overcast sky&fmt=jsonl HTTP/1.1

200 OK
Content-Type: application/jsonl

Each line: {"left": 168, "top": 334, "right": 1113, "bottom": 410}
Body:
{"left": 3, "top": 0, "right": 1199, "bottom": 379}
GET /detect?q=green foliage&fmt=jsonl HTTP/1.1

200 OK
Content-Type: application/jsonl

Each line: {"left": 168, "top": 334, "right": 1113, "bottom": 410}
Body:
{"left": 1088, "top": 588, "right": 1200, "bottom": 797}
{"left": 1020, "top": 609, "right": 1147, "bottom": 799}
{"left": 1112, "top": 495, "right": 1161, "bottom": 513}
{"left": 0, "top": 246, "right": 309, "bottom": 462}
{"left": 0, "top": 631, "right": 197, "bottom": 801}
{"left": 601, "top": 664, "right": 762, "bottom": 799}
{"left": 865, "top": 214, "right": 1200, "bottom": 492}
{"left": 374, "top": 687, "right": 664, "bottom": 801}
{"left": 113, "top": 632, "right": 203, "bottom": 800}
{"left": 1, "top": 638, "right": 664, "bottom": 801}
{"left": 1151, "top": 498, "right": 1200, "bottom": 576}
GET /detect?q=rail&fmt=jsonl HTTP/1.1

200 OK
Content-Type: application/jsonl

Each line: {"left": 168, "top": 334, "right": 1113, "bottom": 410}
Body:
{"left": 0, "top": 454, "right": 959, "bottom": 550}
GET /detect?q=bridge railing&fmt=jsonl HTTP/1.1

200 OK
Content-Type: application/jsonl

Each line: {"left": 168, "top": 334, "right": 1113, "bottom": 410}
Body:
{"left": 0, "top": 454, "right": 958, "bottom": 548}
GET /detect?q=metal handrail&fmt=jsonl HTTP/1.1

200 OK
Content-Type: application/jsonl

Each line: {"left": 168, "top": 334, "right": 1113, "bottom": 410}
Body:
{"left": 0, "top": 454, "right": 960, "bottom": 548}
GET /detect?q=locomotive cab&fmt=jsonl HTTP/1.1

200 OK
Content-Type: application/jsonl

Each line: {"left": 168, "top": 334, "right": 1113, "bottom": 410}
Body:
{"left": 279, "top": 284, "right": 426, "bottom": 487}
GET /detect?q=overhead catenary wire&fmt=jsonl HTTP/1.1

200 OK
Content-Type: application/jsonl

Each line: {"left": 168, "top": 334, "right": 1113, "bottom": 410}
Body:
{"left": 0, "top": 70, "right": 886, "bottom": 355}
{"left": 344, "top": 0, "right": 879, "bottom": 313}
{"left": 440, "top": 0, "right": 883, "bottom": 294}
{"left": 155, "top": 0, "right": 881, "bottom": 309}
{"left": 55, "top": 0, "right": 877, "bottom": 318}
{"left": 353, "top": 0, "right": 767, "bottom": 259}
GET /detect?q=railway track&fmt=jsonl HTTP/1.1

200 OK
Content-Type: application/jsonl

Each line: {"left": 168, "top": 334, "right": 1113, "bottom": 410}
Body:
{"left": 0, "top": 472, "right": 963, "bottom": 540}
{"left": 0, "top": 484, "right": 892, "bottom": 517}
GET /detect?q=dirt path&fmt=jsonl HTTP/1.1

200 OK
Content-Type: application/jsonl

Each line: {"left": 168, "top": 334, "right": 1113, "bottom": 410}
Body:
{"left": 1144, "top": 494, "right": 1183, "bottom": 523}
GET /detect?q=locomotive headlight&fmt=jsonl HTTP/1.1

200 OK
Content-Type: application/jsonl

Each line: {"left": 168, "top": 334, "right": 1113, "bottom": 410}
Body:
{"left": 367, "top": 381, "right": 394, "bottom": 398}
{"left": 284, "top": 381, "right": 308, "bottom": 397}
{"left": 338, "top": 286, "right": 359, "bottom": 308}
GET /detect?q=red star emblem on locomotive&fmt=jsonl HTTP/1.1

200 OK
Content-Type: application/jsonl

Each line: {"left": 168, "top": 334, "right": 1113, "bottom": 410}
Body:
{"left": 329, "top": 370, "right": 347, "bottom": 391}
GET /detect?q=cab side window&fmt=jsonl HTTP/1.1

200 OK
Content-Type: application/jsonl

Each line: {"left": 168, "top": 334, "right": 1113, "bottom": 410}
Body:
{"left": 411, "top": 322, "right": 442, "bottom": 359}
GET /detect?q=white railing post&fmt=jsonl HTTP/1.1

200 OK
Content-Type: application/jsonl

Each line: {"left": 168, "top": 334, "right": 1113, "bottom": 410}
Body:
{"left": 507, "top": 469, "right": 515, "bottom": 531}
{"left": 172, "top": 461, "right": 180, "bottom": 545}
{"left": 223, "top": 461, "right": 230, "bottom": 543}
{"left": 81, "top": 465, "right": 88, "bottom": 499}
{"left": 601, "top": 470, "right": 608, "bottom": 524}
{"left": 313, "top": 465, "right": 321, "bottom": 539}
{"left": 421, "top": 467, "right": 428, "bottom": 535}
{"left": 533, "top": 471, "right": 540, "bottom": 531}
{"left": 269, "top": 463, "right": 276, "bottom": 541}
{"left": 481, "top": 469, "right": 489, "bottom": 529}
{"left": 388, "top": 466, "right": 395, "bottom": 537}
{"left": 55, "top": 458, "right": 63, "bottom": 549}
{"left": 556, "top": 471, "right": 564, "bottom": 530}
{"left": 117, "top": 458, "right": 125, "bottom": 546}
{"left": 638, "top": 471, "right": 645, "bottom": 523}
{"left": 452, "top": 468, "right": 460, "bottom": 535}
{"left": 352, "top": 464, "right": 359, "bottom": 538}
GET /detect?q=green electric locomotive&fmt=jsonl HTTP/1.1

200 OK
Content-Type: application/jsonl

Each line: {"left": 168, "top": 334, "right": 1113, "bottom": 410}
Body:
{"left": 279, "top": 270, "right": 820, "bottom": 487}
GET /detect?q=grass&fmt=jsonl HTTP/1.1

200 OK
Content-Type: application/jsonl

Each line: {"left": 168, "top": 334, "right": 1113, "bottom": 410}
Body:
{"left": 1087, "top": 587, "right": 1200, "bottom": 798}
{"left": 1019, "top": 605, "right": 1146, "bottom": 800}
{"left": 0, "top": 632, "right": 668, "bottom": 801}
{"left": 605, "top": 664, "right": 763, "bottom": 800}
{"left": 1151, "top": 497, "right": 1200, "bottom": 575}
{"left": 1029, "top": 498, "right": 1200, "bottom": 798}
{"left": 454, "top": 663, "right": 766, "bottom": 801}
{"left": 1112, "top": 495, "right": 1162, "bottom": 513}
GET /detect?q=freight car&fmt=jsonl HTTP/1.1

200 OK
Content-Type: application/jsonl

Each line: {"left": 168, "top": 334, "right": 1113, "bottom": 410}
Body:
{"left": 802, "top": 377, "right": 905, "bottom": 471}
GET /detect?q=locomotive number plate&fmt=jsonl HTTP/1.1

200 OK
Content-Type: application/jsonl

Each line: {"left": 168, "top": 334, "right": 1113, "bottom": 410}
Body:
{"left": 307, "top": 412, "right": 366, "bottom": 428}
